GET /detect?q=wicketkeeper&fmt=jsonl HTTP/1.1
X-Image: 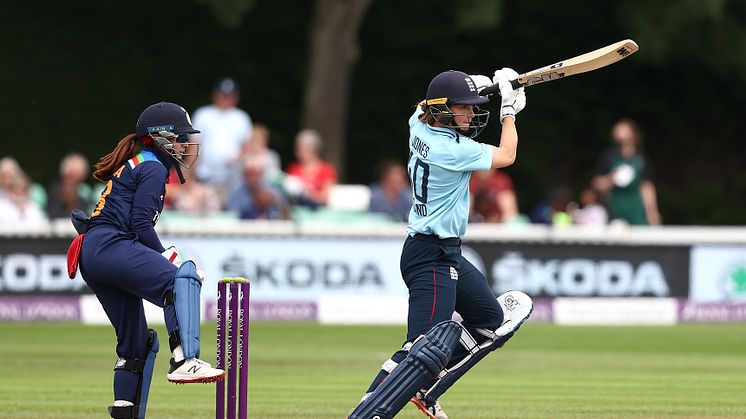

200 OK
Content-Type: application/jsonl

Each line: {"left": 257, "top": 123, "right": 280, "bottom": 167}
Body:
{"left": 67, "top": 102, "right": 225, "bottom": 418}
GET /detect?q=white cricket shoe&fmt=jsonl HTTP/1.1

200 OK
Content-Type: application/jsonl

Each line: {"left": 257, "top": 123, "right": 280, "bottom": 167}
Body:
{"left": 167, "top": 358, "right": 226, "bottom": 384}
{"left": 410, "top": 390, "right": 448, "bottom": 419}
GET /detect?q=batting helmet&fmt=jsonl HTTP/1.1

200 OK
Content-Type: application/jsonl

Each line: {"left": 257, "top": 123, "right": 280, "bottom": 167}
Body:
{"left": 424, "top": 71, "right": 490, "bottom": 138}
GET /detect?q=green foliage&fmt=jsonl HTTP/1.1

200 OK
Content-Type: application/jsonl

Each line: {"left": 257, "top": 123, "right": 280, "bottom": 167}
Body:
{"left": 454, "top": 0, "right": 504, "bottom": 31}
{"left": 196, "top": 0, "right": 255, "bottom": 29}
{"left": 0, "top": 1, "right": 744, "bottom": 224}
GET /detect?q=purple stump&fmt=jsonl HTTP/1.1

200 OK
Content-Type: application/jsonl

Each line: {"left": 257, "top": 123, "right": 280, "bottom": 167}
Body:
{"left": 228, "top": 282, "right": 239, "bottom": 419}
{"left": 216, "top": 281, "right": 227, "bottom": 419}
{"left": 238, "top": 282, "right": 250, "bottom": 419}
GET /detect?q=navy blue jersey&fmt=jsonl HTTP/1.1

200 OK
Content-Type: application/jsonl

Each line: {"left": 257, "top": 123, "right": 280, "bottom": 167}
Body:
{"left": 88, "top": 148, "right": 171, "bottom": 252}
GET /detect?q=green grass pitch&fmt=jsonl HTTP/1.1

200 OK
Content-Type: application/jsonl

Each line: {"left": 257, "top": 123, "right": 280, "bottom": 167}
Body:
{"left": 1, "top": 322, "right": 745, "bottom": 418}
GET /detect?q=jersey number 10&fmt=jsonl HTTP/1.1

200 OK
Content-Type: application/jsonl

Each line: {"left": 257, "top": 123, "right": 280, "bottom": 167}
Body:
{"left": 410, "top": 158, "right": 429, "bottom": 216}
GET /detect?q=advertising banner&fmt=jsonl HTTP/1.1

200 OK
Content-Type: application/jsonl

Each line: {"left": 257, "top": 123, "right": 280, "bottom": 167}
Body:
{"left": 679, "top": 299, "right": 746, "bottom": 322}
{"left": 463, "top": 243, "right": 690, "bottom": 298}
{"left": 0, "top": 295, "right": 80, "bottom": 321}
{"left": 166, "top": 236, "right": 407, "bottom": 300}
{"left": 690, "top": 245, "right": 746, "bottom": 302}
{"left": 0, "top": 238, "right": 88, "bottom": 294}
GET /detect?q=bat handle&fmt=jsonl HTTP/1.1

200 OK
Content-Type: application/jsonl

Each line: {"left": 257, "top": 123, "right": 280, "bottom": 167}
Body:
{"left": 478, "top": 78, "right": 521, "bottom": 97}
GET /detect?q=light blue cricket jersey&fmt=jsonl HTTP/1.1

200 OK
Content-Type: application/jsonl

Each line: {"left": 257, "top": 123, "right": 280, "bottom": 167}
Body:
{"left": 406, "top": 108, "right": 493, "bottom": 238}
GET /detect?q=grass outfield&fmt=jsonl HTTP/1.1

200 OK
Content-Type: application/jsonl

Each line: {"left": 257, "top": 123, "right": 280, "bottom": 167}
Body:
{"left": 1, "top": 322, "right": 745, "bottom": 418}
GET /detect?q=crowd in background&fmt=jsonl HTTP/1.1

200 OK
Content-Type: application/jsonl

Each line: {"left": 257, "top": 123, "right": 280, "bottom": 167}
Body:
{"left": 0, "top": 78, "right": 661, "bottom": 227}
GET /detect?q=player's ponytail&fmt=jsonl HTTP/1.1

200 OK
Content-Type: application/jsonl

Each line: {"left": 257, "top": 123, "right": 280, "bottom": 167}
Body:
{"left": 93, "top": 134, "right": 142, "bottom": 181}
{"left": 418, "top": 103, "right": 438, "bottom": 126}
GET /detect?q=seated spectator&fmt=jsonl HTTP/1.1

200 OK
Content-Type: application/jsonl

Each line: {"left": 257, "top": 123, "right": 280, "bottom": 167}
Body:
{"left": 469, "top": 169, "right": 518, "bottom": 223}
{"left": 228, "top": 157, "right": 288, "bottom": 220}
{"left": 530, "top": 185, "right": 573, "bottom": 226}
{"left": 368, "top": 160, "right": 412, "bottom": 222}
{"left": 570, "top": 187, "right": 608, "bottom": 225}
{"left": 0, "top": 157, "right": 47, "bottom": 225}
{"left": 285, "top": 129, "right": 337, "bottom": 208}
{"left": 165, "top": 168, "right": 221, "bottom": 216}
{"left": 46, "top": 153, "right": 93, "bottom": 219}
{"left": 242, "top": 123, "right": 282, "bottom": 185}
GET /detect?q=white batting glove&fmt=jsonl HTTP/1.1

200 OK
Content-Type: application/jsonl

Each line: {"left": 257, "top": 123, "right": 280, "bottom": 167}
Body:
{"left": 493, "top": 68, "right": 527, "bottom": 122}
{"left": 161, "top": 246, "right": 182, "bottom": 267}
{"left": 469, "top": 74, "right": 493, "bottom": 94}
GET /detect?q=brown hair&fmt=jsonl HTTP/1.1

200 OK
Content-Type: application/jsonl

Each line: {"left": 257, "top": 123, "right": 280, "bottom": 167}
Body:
{"left": 417, "top": 102, "right": 438, "bottom": 125}
{"left": 613, "top": 117, "right": 644, "bottom": 148}
{"left": 93, "top": 134, "right": 142, "bottom": 181}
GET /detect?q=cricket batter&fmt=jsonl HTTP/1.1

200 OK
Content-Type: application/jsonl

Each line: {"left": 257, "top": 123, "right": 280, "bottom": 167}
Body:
{"left": 348, "top": 70, "right": 534, "bottom": 419}
{"left": 67, "top": 102, "right": 225, "bottom": 418}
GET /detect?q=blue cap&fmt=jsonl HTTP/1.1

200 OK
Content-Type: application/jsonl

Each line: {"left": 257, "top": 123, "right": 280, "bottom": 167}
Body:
{"left": 214, "top": 78, "right": 239, "bottom": 95}
{"left": 135, "top": 102, "right": 200, "bottom": 138}
{"left": 426, "top": 70, "right": 488, "bottom": 106}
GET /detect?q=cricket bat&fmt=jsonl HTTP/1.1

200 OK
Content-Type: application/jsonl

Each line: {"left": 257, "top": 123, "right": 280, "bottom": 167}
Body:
{"left": 479, "top": 39, "right": 639, "bottom": 95}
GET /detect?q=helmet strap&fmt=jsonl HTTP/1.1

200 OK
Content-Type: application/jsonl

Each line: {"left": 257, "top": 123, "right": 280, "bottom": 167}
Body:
{"left": 173, "top": 163, "right": 186, "bottom": 184}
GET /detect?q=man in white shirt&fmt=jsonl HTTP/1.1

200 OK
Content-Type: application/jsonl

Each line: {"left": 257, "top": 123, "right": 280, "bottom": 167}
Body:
{"left": 192, "top": 78, "right": 253, "bottom": 193}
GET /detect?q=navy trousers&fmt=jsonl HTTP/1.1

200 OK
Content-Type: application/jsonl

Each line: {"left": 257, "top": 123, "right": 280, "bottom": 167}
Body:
{"left": 367, "top": 233, "right": 503, "bottom": 392}
{"left": 79, "top": 227, "right": 178, "bottom": 402}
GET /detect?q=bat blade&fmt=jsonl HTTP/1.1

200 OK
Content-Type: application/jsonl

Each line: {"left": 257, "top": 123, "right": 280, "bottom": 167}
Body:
{"left": 516, "top": 39, "right": 638, "bottom": 88}
{"left": 480, "top": 39, "right": 639, "bottom": 95}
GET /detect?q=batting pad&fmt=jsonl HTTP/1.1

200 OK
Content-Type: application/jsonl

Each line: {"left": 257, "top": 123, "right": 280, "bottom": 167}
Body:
{"left": 349, "top": 320, "right": 461, "bottom": 419}
{"left": 424, "top": 290, "right": 533, "bottom": 406}
{"left": 174, "top": 261, "right": 202, "bottom": 359}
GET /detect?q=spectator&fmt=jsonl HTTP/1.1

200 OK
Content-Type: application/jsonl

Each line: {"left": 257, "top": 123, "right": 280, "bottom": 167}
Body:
{"left": 368, "top": 160, "right": 412, "bottom": 222}
{"left": 570, "top": 187, "right": 608, "bottom": 225}
{"left": 46, "top": 153, "right": 93, "bottom": 219}
{"left": 469, "top": 169, "right": 518, "bottom": 223}
{"left": 530, "top": 185, "right": 573, "bottom": 226}
{"left": 166, "top": 168, "right": 221, "bottom": 216}
{"left": 192, "top": 77, "right": 253, "bottom": 195}
{"left": 0, "top": 157, "right": 47, "bottom": 225}
{"left": 592, "top": 118, "right": 661, "bottom": 225}
{"left": 285, "top": 129, "right": 337, "bottom": 207}
{"left": 242, "top": 123, "right": 281, "bottom": 185}
{"left": 228, "top": 157, "right": 288, "bottom": 220}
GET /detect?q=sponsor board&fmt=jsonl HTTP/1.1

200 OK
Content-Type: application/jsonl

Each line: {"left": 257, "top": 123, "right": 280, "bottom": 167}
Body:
{"left": 690, "top": 245, "right": 746, "bottom": 302}
{"left": 553, "top": 297, "right": 678, "bottom": 325}
{"left": 205, "top": 299, "right": 317, "bottom": 322}
{"left": 463, "top": 243, "right": 690, "bottom": 298}
{"left": 0, "top": 237, "right": 88, "bottom": 294}
{"left": 165, "top": 236, "right": 407, "bottom": 300}
{"left": 679, "top": 299, "right": 746, "bottom": 322}
{"left": 0, "top": 295, "right": 80, "bottom": 321}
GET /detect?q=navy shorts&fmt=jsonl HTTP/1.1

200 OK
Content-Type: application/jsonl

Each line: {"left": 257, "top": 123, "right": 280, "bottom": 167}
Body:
{"left": 400, "top": 234, "right": 503, "bottom": 343}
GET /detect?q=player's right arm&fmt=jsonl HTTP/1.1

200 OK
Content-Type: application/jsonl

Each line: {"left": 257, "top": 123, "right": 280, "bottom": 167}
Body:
{"left": 488, "top": 67, "right": 525, "bottom": 169}
{"left": 490, "top": 117, "right": 518, "bottom": 169}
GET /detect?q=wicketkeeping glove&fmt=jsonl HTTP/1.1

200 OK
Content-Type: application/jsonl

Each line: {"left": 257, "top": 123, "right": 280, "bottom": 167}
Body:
{"left": 493, "top": 68, "right": 527, "bottom": 122}
{"left": 161, "top": 246, "right": 182, "bottom": 267}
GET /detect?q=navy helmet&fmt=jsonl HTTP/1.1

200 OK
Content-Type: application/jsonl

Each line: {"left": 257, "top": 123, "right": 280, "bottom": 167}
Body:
{"left": 135, "top": 102, "right": 200, "bottom": 172}
{"left": 426, "top": 70, "right": 489, "bottom": 106}
{"left": 424, "top": 71, "right": 490, "bottom": 138}
{"left": 135, "top": 102, "right": 200, "bottom": 139}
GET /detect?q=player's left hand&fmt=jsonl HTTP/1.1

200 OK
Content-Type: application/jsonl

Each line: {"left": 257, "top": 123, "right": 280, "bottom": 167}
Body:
{"left": 493, "top": 68, "right": 527, "bottom": 122}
